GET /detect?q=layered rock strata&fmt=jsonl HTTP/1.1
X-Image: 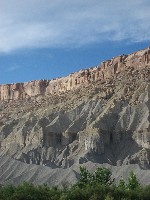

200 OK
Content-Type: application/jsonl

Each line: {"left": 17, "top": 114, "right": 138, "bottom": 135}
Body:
{"left": 0, "top": 46, "right": 149, "bottom": 179}
{"left": 0, "top": 47, "right": 150, "bottom": 100}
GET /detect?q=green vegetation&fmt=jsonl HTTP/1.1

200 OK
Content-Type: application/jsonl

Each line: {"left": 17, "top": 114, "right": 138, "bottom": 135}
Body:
{"left": 0, "top": 167, "right": 150, "bottom": 200}
{"left": 79, "top": 166, "right": 114, "bottom": 186}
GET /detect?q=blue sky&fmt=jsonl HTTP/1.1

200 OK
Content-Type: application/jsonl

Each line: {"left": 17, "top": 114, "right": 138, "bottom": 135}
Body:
{"left": 0, "top": 0, "right": 150, "bottom": 84}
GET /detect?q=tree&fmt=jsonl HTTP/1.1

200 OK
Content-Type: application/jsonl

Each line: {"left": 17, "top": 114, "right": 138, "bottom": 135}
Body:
{"left": 79, "top": 166, "right": 92, "bottom": 184}
{"left": 127, "top": 171, "right": 140, "bottom": 190}
{"left": 79, "top": 166, "right": 114, "bottom": 186}
{"left": 118, "top": 177, "right": 126, "bottom": 190}
{"left": 93, "top": 167, "right": 114, "bottom": 185}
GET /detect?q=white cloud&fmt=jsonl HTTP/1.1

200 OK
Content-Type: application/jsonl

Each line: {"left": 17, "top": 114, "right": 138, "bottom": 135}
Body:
{"left": 0, "top": 0, "right": 150, "bottom": 52}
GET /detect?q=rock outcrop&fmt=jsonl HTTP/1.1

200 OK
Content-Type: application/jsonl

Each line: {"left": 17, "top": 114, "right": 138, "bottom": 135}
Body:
{"left": 0, "top": 46, "right": 150, "bottom": 185}
{"left": 0, "top": 47, "right": 150, "bottom": 101}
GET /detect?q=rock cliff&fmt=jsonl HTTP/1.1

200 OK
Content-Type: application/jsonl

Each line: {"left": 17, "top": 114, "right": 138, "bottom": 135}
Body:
{"left": 0, "top": 46, "right": 150, "bottom": 185}
{"left": 0, "top": 47, "right": 150, "bottom": 100}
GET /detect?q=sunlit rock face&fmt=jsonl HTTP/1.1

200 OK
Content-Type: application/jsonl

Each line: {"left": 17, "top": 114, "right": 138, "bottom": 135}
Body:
{"left": 0, "top": 46, "right": 149, "bottom": 171}
{"left": 0, "top": 47, "right": 150, "bottom": 101}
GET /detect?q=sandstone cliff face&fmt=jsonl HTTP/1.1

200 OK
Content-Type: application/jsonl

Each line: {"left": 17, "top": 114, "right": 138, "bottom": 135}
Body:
{"left": 0, "top": 47, "right": 150, "bottom": 101}
{"left": 0, "top": 47, "right": 149, "bottom": 173}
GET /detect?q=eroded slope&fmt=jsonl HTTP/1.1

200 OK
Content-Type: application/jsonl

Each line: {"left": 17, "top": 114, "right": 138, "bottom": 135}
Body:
{"left": 0, "top": 47, "right": 149, "bottom": 173}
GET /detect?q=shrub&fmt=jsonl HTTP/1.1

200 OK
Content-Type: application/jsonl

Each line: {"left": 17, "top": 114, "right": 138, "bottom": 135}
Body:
{"left": 127, "top": 171, "right": 140, "bottom": 190}
{"left": 79, "top": 166, "right": 114, "bottom": 187}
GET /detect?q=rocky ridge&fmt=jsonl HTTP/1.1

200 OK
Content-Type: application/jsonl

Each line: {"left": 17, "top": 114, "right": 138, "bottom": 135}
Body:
{"left": 0, "top": 46, "right": 150, "bottom": 101}
{"left": 0, "top": 46, "right": 150, "bottom": 185}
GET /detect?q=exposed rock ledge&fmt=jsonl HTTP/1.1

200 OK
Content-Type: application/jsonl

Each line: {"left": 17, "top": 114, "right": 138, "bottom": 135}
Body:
{"left": 0, "top": 46, "right": 150, "bottom": 179}
{"left": 0, "top": 47, "right": 150, "bottom": 101}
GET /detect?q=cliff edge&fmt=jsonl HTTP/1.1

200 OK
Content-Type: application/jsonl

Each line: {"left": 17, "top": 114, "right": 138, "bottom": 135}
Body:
{"left": 0, "top": 46, "right": 150, "bottom": 185}
{"left": 0, "top": 47, "right": 150, "bottom": 101}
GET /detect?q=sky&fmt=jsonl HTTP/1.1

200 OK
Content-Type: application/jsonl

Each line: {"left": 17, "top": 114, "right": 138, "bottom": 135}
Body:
{"left": 0, "top": 0, "right": 150, "bottom": 84}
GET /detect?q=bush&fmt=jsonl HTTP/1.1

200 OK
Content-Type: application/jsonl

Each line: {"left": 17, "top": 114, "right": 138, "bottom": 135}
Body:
{"left": 118, "top": 177, "right": 126, "bottom": 190}
{"left": 93, "top": 167, "right": 114, "bottom": 185}
{"left": 0, "top": 168, "right": 149, "bottom": 200}
{"left": 127, "top": 171, "right": 140, "bottom": 190}
{"left": 79, "top": 166, "right": 114, "bottom": 187}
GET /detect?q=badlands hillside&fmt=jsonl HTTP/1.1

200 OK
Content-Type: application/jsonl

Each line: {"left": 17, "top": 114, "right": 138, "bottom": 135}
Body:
{"left": 0, "top": 47, "right": 150, "bottom": 186}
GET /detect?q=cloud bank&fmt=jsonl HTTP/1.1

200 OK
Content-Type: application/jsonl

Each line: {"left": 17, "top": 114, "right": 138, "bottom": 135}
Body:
{"left": 0, "top": 0, "right": 150, "bottom": 52}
